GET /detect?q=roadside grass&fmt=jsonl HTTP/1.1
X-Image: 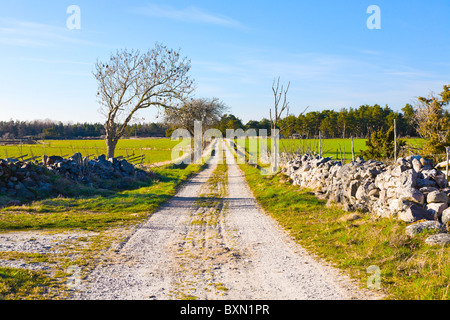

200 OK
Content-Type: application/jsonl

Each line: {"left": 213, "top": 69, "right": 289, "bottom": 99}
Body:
{"left": 238, "top": 162, "right": 450, "bottom": 300}
{"left": 0, "top": 163, "right": 202, "bottom": 232}
{"left": 0, "top": 267, "right": 55, "bottom": 300}
{"left": 0, "top": 161, "right": 204, "bottom": 299}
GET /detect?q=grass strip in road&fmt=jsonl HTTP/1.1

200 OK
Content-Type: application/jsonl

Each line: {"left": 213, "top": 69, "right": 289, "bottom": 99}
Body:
{"left": 238, "top": 162, "right": 450, "bottom": 300}
{"left": 169, "top": 146, "right": 231, "bottom": 300}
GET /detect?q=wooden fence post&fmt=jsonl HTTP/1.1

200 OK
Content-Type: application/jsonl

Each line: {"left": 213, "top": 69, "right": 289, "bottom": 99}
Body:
{"left": 351, "top": 136, "right": 355, "bottom": 162}
{"left": 394, "top": 119, "right": 397, "bottom": 163}
{"left": 446, "top": 146, "right": 449, "bottom": 184}
{"left": 343, "top": 143, "right": 346, "bottom": 165}
{"left": 319, "top": 131, "right": 322, "bottom": 157}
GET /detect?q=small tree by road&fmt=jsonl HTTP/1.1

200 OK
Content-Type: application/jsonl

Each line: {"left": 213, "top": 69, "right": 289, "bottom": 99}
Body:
{"left": 413, "top": 85, "right": 450, "bottom": 157}
{"left": 94, "top": 43, "right": 195, "bottom": 158}
{"left": 164, "top": 97, "right": 227, "bottom": 136}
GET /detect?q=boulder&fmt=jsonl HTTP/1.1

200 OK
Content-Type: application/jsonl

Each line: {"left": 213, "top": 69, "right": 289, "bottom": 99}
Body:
{"left": 398, "top": 169, "right": 418, "bottom": 188}
{"left": 119, "top": 160, "right": 134, "bottom": 175}
{"left": 405, "top": 221, "right": 446, "bottom": 237}
{"left": 425, "top": 233, "right": 450, "bottom": 245}
{"left": 69, "top": 152, "right": 83, "bottom": 163}
{"left": 411, "top": 158, "right": 422, "bottom": 172}
{"left": 440, "top": 207, "right": 450, "bottom": 225}
{"left": 397, "top": 188, "right": 424, "bottom": 205}
{"left": 345, "top": 180, "right": 359, "bottom": 199}
{"left": 425, "top": 202, "right": 448, "bottom": 220}
{"left": 421, "top": 169, "right": 447, "bottom": 189}
{"left": 420, "top": 158, "right": 433, "bottom": 167}
{"left": 368, "top": 188, "right": 380, "bottom": 197}
{"left": 15, "top": 183, "right": 35, "bottom": 200}
{"left": 426, "top": 190, "right": 448, "bottom": 204}
{"left": 397, "top": 204, "right": 431, "bottom": 222}
{"left": 417, "top": 178, "right": 440, "bottom": 189}
{"left": 391, "top": 165, "right": 408, "bottom": 177}
{"left": 397, "top": 157, "right": 409, "bottom": 167}
{"left": 419, "top": 186, "right": 439, "bottom": 194}
{"left": 390, "top": 199, "right": 409, "bottom": 214}
{"left": 47, "top": 155, "right": 64, "bottom": 165}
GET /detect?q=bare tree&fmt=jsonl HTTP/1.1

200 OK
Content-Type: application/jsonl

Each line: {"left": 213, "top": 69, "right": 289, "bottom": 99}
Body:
{"left": 94, "top": 43, "right": 195, "bottom": 158}
{"left": 270, "top": 77, "right": 291, "bottom": 135}
{"left": 164, "top": 97, "right": 228, "bottom": 136}
{"left": 268, "top": 77, "right": 292, "bottom": 172}
{"left": 269, "top": 77, "right": 309, "bottom": 169}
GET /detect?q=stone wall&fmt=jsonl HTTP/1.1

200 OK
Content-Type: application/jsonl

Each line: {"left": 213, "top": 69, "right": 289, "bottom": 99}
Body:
{"left": 281, "top": 154, "right": 450, "bottom": 243}
{"left": 0, "top": 153, "right": 152, "bottom": 206}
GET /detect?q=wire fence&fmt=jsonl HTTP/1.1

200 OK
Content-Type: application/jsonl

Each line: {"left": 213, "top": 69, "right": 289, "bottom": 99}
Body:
{"left": 0, "top": 143, "right": 192, "bottom": 166}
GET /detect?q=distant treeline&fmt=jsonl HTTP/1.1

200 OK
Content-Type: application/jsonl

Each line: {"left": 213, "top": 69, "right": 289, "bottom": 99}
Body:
{"left": 0, "top": 103, "right": 424, "bottom": 140}
{"left": 279, "top": 104, "right": 419, "bottom": 139}
{"left": 220, "top": 104, "right": 419, "bottom": 138}
{"left": 0, "top": 120, "right": 169, "bottom": 140}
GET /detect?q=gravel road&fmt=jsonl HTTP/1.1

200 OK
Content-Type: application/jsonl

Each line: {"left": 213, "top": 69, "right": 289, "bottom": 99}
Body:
{"left": 73, "top": 140, "right": 381, "bottom": 300}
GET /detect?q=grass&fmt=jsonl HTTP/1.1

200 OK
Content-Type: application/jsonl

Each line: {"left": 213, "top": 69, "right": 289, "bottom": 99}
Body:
{"left": 237, "top": 159, "right": 450, "bottom": 300}
{"left": 0, "top": 160, "right": 205, "bottom": 299}
{"left": 0, "top": 163, "right": 202, "bottom": 232}
{"left": 0, "top": 138, "right": 191, "bottom": 165}
{"left": 170, "top": 145, "right": 230, "bottom": 299}
{"left": 236, "top": 137, "right": 426, "bottom": 162}
{"left": 0, "top": 267, "right": 55, "bottom": 300}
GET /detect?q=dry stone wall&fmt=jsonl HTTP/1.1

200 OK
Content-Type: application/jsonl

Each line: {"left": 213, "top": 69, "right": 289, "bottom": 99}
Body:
{"left": 281, "top": 154, "right": 450, "bottom": 244}
{"left": 0, "top": 153, "right": 152, "bottom": 206}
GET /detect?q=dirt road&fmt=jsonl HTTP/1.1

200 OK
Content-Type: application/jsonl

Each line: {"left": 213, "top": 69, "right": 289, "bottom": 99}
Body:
{"left": 73, "top": 140, "right": 380, "bottom": 300}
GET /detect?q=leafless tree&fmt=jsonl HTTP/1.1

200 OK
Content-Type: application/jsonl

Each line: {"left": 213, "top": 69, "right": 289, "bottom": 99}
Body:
{"left": 269, "top": 77, "right": 309, "bottom": 169}
{"left": 270, "top": 77, "right": 291, "bottom": 135}
{"left": 270, "top": 77, "right": 308, "bottom": 135}
{"left": 268, "top": 77, "right": 292, "bottom": 172}
{"left": 164, "top": 97, "right": 228, "bottom": 136}
{"left": 94, "top": 43, "right": 195, "bottom": 158}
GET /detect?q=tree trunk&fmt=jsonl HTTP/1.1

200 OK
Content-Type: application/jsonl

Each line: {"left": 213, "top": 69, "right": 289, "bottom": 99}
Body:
{"left": 106, "top": 136, "right": 117, "bottom": 159}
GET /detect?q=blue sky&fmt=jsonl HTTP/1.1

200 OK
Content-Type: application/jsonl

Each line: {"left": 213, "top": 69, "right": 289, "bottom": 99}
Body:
{"left": 0, "top": 0, "right": 449, "bottom": 124}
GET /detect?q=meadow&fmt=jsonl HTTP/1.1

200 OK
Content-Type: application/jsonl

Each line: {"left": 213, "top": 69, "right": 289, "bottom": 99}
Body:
{"left": 0, "top": 137, "right": 427, "bottom": 166}
{"left": 0, "top": 138, "right": 192, "bottom": 165}
{"left": 236, "top": 137, "right": 426, "bottom": 162}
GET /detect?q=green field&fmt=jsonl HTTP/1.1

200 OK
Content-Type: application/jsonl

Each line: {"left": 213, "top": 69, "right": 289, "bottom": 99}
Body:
{"left": 236, "top": 138, "right": 426, "bottom": 162}
{"left": 0, "top": 138, "right": 192, "bottom": 165}
{"left": 0, "top": 137, "right": 427, "bottom": 165}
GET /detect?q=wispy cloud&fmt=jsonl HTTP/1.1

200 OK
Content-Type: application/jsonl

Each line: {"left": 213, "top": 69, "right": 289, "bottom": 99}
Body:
{"left": 384, "top": 67, "right": 437, "bottom": 79}
{"left": 0, "top": 18, "right": 100, "bottom": 47}
{"left": 132, "top": 3, "right": 243, "bottom": 28}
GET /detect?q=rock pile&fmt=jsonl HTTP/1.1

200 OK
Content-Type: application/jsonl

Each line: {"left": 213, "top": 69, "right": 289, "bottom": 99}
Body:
{"left": 282, "top": 154, "right": 450, "bottom": 244}
{"left": 1, "top": 153, "right": 152, "bottom": 206}
{"left": 0, "top": 159, "right": 52, "bottom": 201}
{"left": 42, "top": 153, "right": 149, "bottom": 184}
